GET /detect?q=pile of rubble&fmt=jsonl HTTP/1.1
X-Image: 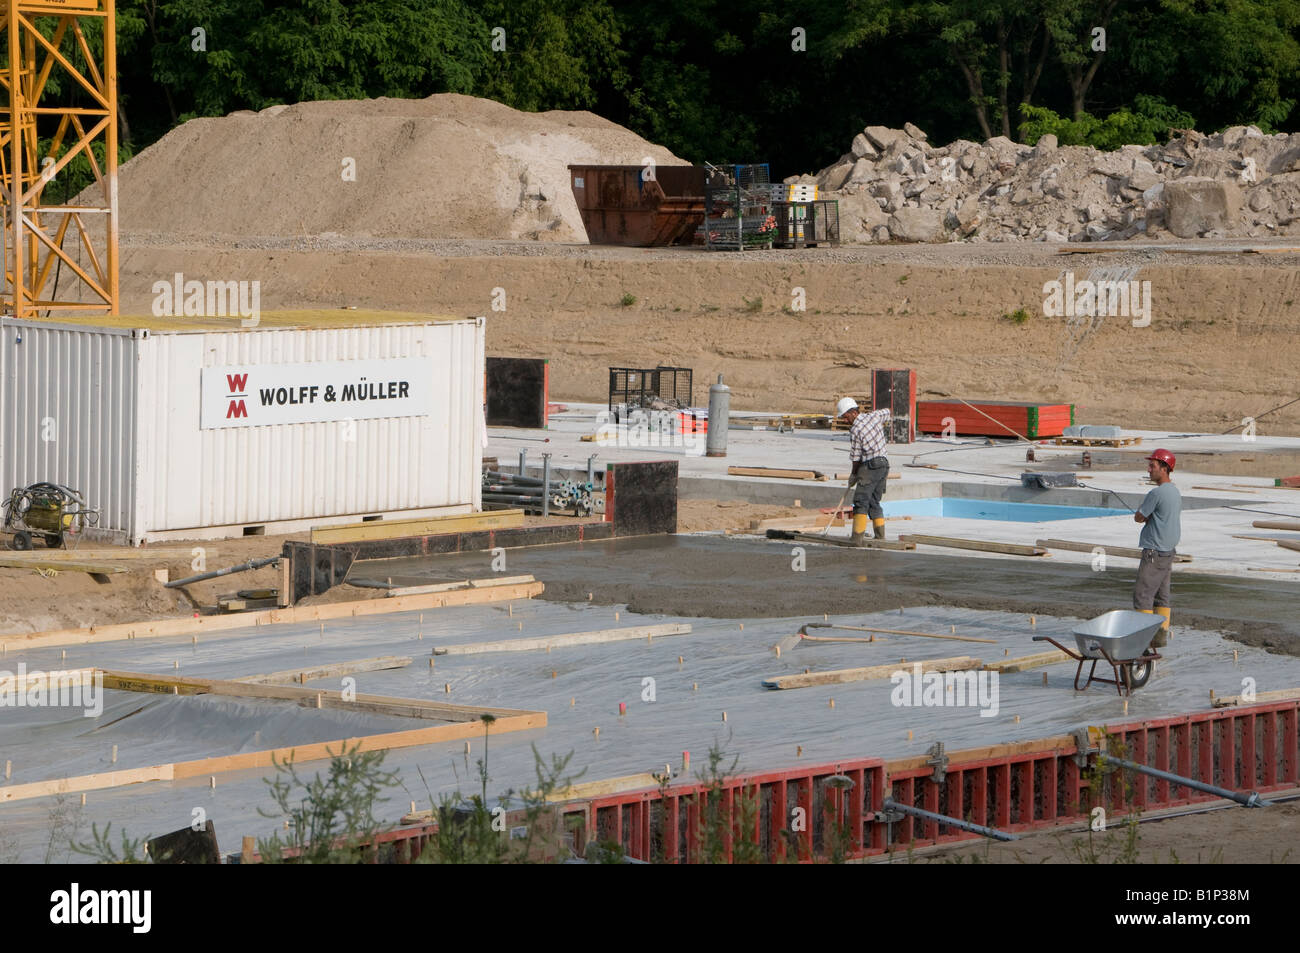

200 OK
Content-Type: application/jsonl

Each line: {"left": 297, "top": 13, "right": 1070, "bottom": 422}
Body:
{"left": 790, "top": 122, "right": 1300, "bottom": 243}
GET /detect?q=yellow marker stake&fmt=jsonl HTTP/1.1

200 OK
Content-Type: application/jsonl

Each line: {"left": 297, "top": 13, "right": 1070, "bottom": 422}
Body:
{"left": 828, "top": 698, "right": 835, "bottom": 709}
{"left": 111, "top": 745, "right": 117, "bottom": 763}
{"left": 906, "top": 730, "right": 913, "bottom": 740}
{"left": 593, "top": 727, "right": 600, "bottom": 740}
{"left": 445, "top": 683, "right": 451, "bottom": 694}
{"left": 722, "top": 711, "right": 727, "bottom": 722}
{"left": 1014, "top": 714, "right": 1020, "bottom": 723}
{"left": 797, "top": 746, "right": 803, "bottom": 757}
{"left": 774, "top": 645, "right": 781, "bottom": 657}
{"left": 210, "top": 776, "right": 216, "bottom": 790}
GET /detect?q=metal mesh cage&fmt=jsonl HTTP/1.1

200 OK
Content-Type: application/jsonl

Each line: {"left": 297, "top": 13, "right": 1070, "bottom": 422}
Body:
{"left": 608, "top": 366, "right": 693, "bottom": 411}
{"left": 773, "top": 200, "right": 840, "bottom": 248}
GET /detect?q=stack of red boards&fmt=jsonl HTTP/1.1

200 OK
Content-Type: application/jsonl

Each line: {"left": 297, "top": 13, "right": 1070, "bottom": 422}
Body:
{"left": 917, "top": 400, "right": 1074, "bottom": 439}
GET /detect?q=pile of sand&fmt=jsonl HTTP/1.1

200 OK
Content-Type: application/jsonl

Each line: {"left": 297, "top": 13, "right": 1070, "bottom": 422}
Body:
{"left": 798, "top": 123, "right": 1300, "bottom": 243}
{"left": 117, "top": 94, "right": 684, "bottom": 242}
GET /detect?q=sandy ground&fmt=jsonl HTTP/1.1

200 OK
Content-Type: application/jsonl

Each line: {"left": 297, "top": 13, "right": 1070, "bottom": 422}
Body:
{"left": 112, "top": 239, "right": 1300, "bottom": 437}
{"left": 0, "top": 513, "right": 579, "bottom": 634}
{"left": 906, "top": 796, "right": 1300, "bottom": 864}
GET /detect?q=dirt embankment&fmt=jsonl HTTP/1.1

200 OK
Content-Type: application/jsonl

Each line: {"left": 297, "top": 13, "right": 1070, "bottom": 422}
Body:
{"left": 117, "top": 241, "right": 1300, "bottom": 436}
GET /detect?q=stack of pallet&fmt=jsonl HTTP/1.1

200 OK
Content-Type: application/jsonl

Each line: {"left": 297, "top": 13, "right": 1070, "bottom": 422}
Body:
{"left": 917, "top": 399, "right": 1074, "bottom": 439}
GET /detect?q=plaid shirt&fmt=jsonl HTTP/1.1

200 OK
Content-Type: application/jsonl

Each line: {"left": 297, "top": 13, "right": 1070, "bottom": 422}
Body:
{"left": 848, "top": 408, "right": 891, "bottom": 462}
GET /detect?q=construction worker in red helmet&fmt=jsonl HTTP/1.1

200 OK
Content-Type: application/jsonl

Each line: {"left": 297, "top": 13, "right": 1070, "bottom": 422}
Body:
{"left": 836, "top": 397, "right": 892, "bottom": 543}
{"left": 1133, "top": 448, "right": 1180, "bottom": 647}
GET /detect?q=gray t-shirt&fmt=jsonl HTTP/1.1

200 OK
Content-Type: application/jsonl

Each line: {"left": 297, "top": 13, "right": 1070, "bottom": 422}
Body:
{"left": 1137, "top": 481, "right": 1181, "bottom": 552}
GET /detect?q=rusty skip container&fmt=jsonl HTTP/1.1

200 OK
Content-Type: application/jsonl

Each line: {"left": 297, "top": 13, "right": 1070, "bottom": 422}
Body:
{"left": 568, "top": 165, "right": 706, "bottom": 246}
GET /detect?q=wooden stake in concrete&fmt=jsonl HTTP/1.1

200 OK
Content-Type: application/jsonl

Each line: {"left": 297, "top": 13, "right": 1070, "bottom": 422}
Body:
{"left": 593, "top": 727, "right": 600, "bottom": 740}
{"left": 210, "top": 776, "right": 215, "bottom": 789}
{"left": 111, "top": 745, "right": 117, "bottom": 763}
{"left": 5, "top": 760, "right": 10, "bottom": 779}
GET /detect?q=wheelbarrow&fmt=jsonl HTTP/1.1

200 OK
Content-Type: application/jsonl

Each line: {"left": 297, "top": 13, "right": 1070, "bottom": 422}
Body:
{"left": 1032, "top": 609, "right": 1163, "bottom": 696}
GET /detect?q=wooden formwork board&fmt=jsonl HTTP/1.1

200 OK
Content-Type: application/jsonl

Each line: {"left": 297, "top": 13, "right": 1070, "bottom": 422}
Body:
{"left": 762, "top": 655, "right": 982, "bottom": 690}
{"left": 1036, "top": 539, "right": 1193, "bottom": 562}
{"left": 0, "top": 580, "right": 545, "bottom": 652}
{"left": 310, "top": 510, "right": 525, "bottom": 544}
{"left": 95, "top": 668, "right": 535, "bottom": 722}
{"left": 433, "top": 623, "right": 692, "bottom": 656}
{"left": 0, "top": 711, "right": 546, "bottom": 805}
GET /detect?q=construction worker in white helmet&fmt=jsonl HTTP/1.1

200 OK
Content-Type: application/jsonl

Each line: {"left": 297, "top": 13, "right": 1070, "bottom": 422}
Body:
{"left": 836, "top": 397, "right": 892, "bottom": 543}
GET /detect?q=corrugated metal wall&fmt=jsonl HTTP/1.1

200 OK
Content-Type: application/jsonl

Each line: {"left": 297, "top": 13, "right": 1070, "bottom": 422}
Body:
{"left": 0, "top": 322, "right": 138, "bottom": 541}
{"left": 137, "top": 319, "right": 483, "bottom": 534}
{"left": 2, "top": 318, "right": 483, "bottom": 541}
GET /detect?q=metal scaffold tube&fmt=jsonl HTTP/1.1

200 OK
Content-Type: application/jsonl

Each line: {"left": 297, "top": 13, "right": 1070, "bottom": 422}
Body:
{"left": 880, "top": 798, "right": 1018, "bottom": 841}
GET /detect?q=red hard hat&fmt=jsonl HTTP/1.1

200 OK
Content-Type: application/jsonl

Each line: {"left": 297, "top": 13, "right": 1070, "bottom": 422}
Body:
{"left": 1146, "top": 448, "right": 1176, "bottom": 471}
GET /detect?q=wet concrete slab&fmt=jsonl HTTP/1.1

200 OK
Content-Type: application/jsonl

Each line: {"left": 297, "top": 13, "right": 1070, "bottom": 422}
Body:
{"left": 2, "top": 596, "right": 1295, "bottom": 862}
{"left": 361, "top": 534, "right": 1300, "bottom": 656}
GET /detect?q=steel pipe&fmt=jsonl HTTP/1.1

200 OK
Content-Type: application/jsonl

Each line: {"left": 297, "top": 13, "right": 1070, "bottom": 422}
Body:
{"left": 1105, "top": 755, "right": 1271, "bottom": 807}
{"left": 880, "top": 797, "right": 1018, "bottom": 841}
{"left": 165, "top": 556, "right": 279, "bottom": 589}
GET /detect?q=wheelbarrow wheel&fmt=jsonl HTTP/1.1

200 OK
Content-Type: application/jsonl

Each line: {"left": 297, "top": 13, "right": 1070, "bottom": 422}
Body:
{"left": 11, "top": 531, "right": 32, "bottom": 551}
{"left": 1124, "top": 656, "right": 1154, "bottom": 691}
{"left": 44, "top": 532, "right": 63, "bottom": 549}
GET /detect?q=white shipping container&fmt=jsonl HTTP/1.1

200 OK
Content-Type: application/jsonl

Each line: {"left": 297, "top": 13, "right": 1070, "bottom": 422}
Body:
{"left": 0, "top": 313, "right": 485, "bottom": 544}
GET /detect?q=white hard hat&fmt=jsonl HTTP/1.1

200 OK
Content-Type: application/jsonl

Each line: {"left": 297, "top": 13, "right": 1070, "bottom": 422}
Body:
{"left": 836, "top": 397, "right": 859, "bottom": 417}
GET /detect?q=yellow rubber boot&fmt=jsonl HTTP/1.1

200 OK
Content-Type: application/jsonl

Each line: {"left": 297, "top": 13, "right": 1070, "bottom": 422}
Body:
{"left": 1152, "top": 607, "right": 1171, "bottom": 648}
{"left": 872, "top": 518, "right": 886, "bottom": 540}
{"left": 850, "top": 514, "right": 868, "bottom": 544}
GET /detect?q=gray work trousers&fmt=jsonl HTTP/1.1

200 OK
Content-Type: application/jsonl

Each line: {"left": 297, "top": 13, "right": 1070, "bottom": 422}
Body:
{"left": 1133, "top": 549, "right": 1175, "bottom": 610}
{"left": 852, "top": 457, "right": 890, "bottom": 520}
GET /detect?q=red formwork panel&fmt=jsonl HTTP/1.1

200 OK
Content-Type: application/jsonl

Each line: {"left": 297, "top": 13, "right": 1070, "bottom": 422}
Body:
{"left": 328, "top": 701, "right": 1298, "bottom": 864}
{"left": 917, "top": 399, "right": 1075, "bottom": 439}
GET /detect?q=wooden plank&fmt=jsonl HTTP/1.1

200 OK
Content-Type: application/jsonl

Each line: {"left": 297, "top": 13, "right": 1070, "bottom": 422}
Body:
{"left": 984, "top": 650, "right": 1073, "bottom": 672}
{"left": 762, "top": 655, "right": 981, "bottom": 690}
{"left": 833, "top": 473, "right": 902, "bottom": 480}
{"left": 1052, "top": 436, "right": 1141, "bottom": 447}
{"left": 727, "top": 466, "right": 826, "bottom": 481}
{"left": 900, "top": 534, "right": 1048, "bottom": 557}
{"left": 803, "top": 624, "right": 997, "bottom": 645}
{"left": 0, "top": 710, "right": 545, "bottom": 804}
{"left": 310, "top": 509, "right": 524, "bottom": 544}
{"left": 1252, "top": 520, "right": 1300, "bottom": 531}
{"left": 433, "top": 623, "right": 692, "bottom": 656}
{"left": 1212, "top": 687, "right": 1300, "bottom": 708}
{"left": 0, "top": 667, "right": 96, "bottom": 692}
{"left": 0, "top": 580, "right": 545, "bottom": 651}
{"left": 400, "top": 770, "right": 657, "bottom": 822}
{"left": 0, "top": 557, "right": 126, "bottom": 573}
{"left": 1191, "top": 485, "right": 1256, "bottom": 493}
{"left": 386, "top": 574, "right": 535, "bottom": 597}
{"left": 781, "top": 532, "right": 915, "bottom": 550}
{"left": 748, "top": 516, "right": 847, "bottom": 532}
{"left": 886, "top": 734, "right": 1078, "bottom": 773}
{"left": 234, "top": 656, "right": 413, "bottom": 685}
{"left": 1036, "top": 539, "right": 1194, "bottom": 562}
{"left": 96, "top": 668, "right": 535, "bottom": 721}
{"left": 0, "top": 548, "right": 200, "bottom": 561}
{"left": 1278, "top": 540, "right": 1300, "bottom": 553}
